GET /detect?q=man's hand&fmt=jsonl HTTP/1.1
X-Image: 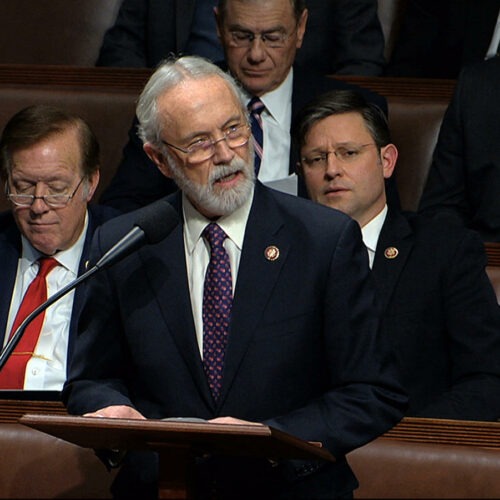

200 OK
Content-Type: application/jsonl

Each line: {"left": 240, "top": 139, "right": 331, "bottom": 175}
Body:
{"left": 209, "top": 416, "right": 264, "bottom": 426}
{"left": 83, "top": 405, "right": 146, "bottom": 419}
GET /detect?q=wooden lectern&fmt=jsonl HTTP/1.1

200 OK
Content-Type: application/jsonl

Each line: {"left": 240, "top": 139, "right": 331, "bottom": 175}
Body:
{"left": 20, "top": 414, "right": 335, "bottom": 499}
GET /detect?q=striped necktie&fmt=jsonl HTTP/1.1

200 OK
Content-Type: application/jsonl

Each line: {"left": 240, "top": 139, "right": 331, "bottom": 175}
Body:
{"left": 248, "top": 96, "right": 265, "bottom": 175}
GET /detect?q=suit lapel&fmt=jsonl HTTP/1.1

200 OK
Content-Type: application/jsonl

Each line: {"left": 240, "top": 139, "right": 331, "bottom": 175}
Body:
{"left": 371, "top": 209, "right": 414, "bottom": 313}
{"left": 220, "top": 184, "right": 290, "bottom": 402}
{"left": 140, "top": 194, "right": 213, "bottom": 406}
{"left": 0, "top": 219, "right": 21, "bottom": 345}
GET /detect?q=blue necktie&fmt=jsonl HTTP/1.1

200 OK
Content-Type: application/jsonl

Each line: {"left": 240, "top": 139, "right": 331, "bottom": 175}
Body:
{"left": 202, "top": 223, "right": 233, "bottom": 401}
{"left": 248, "top": 96, "right": 265, "bottom": 175}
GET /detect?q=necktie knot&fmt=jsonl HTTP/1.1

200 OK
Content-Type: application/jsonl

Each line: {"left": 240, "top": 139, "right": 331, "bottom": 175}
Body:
{"left": 203, "top": 223, "right": 227, "bottom": 250}
{"left": 37, "top": 257, "right": 59, "bottom": 279}
{"left": 248, "top": 96, "right": 265, "bottom": 115}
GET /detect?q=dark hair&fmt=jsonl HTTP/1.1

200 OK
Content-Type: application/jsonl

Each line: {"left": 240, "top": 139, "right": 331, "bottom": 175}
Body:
{"left": 217, "top": 0, "right": 306, "bottom": 23}
{"left": 292, "top": 90, "right": 391, "bottom": 154}
{"left": 0, "top": 104, "right": 100, "bottom": 180}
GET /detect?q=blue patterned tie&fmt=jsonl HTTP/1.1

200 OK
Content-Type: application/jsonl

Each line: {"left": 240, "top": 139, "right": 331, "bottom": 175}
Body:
{"left": 248, "top": 96, "right": 265, "bottom": 175}
{"left": 202, "top": 223, "right": 233, "bottom": 401}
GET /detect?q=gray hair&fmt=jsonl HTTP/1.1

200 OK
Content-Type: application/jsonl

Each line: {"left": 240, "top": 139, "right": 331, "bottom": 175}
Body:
{"left": 136, "top": 55, "right": 248, "bottom": 147}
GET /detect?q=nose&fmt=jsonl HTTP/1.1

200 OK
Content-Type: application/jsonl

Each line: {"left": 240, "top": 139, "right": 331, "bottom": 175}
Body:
{"left": 324, "top": 152, "right": 343, "bottom": 179}
{"left": 29, "top": 196, "right": 51, "bottom": 215}
{"left": 212, "top": 137, "right": 235, "bottom": 165}
{"left": 247, "top": 37, "right": 267, "bottom": 63}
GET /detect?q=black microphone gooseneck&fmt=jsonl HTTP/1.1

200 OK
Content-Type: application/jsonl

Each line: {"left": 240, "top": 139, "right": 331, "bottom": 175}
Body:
{"left": 0, "top": 199, "right": 179, "bottom": 372}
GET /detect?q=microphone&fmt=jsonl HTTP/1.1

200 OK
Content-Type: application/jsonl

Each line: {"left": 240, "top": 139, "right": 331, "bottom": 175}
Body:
{"left": 0, "top": 199, "right": 179, "bottom": 372}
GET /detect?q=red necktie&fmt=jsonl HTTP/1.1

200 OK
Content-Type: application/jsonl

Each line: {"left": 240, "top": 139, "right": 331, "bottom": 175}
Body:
{"left": 0, "top": 257, "right": 59, "bottom": 389}
{"left": 202, "top": 223, "right": 233, "bottom": 401}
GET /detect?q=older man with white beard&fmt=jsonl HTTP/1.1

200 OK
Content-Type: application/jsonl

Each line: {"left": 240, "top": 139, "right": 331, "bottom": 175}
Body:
{"left": 63, "top": 55, "right": 406, "bottom": 499}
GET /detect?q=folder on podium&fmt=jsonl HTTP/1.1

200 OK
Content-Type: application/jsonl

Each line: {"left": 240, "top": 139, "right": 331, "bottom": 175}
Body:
{"left": 20, "top": 413, "right": 335, "bottom": 499}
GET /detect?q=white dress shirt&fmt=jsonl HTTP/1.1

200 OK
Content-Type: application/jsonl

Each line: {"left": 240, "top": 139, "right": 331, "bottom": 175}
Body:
{"left": 486, "top": 8, "right": 500, "bottom": 59}
{"left": 361, "top": 205, "right": 388, "bottom": 269}
{"left": 183, "top": 190, "right": 254, "bottom": 357}
{"left": 5, "top": 212, "right": 89, "bottom": 390}
{"left": 246, "top": 68, "right": 298, "bottom": 195}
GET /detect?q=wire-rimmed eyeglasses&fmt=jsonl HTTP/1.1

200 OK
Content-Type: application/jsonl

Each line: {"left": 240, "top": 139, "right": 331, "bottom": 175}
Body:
{"left": 226, "top": 28, "right": 297, "bottom": 49}
{"left": 162, "top": 124, "right": 251, "bottom": 164}
{"left": 300, "top": 143, "right": 377, "bottom": 169}
{"left": 6, "top": 176, "right": 85, "bottom": 208}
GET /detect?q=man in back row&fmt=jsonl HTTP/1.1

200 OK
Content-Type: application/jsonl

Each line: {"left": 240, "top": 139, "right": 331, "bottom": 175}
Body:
{"left": 63, "top": 56, "right": 406, "bottom": 499}
{"left": 0, "top": 105, "right": 117, "bottom": 391}
{"left": 100, "top": 0, "right": 388, "bottom": 212}
{"left": 293, "top": 89, "right": 500, "bottom": 421}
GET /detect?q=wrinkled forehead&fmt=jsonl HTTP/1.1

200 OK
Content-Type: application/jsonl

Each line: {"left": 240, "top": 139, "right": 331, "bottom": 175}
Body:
{"left": 157, "top": 76, "right": 246, "bottom": 135}
{"left": 221, "top": 0, "right": 297, "bottom": 28}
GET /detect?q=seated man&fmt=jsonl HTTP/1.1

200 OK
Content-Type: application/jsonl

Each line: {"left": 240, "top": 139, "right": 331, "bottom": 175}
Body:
{"left": 0, "top": 105, "right": 118, "bottom": 391}
{"left": 419, "top": 56, "right": 500, "bottom": 242}
{"left": 99, "top": 0, "right": 388, "bottom": 212}
{"left": 63, "top": 56, "right": 406, "bottom": 499}
{"left": 293, "top": 89, "right": 500, "bottom": 420}
{"left": 97, "top": 0, "right": 386, "bottom": 76}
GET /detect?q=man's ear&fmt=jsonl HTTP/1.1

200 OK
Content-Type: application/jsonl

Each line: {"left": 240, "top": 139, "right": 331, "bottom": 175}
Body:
{"left": 144, "top": 143, "right": 173, "bottom": 179}
{"left": 85, "top": 169, "right": 100, "bottom": 201}
{"left": 381, "top": 144, "right": 398, "bottom": 179}
{"left": 296, "top": 8, "right": 309, "bottom": 48}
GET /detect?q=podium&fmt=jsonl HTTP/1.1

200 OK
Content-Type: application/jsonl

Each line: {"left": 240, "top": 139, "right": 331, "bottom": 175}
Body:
{"left": 20, "top": 414, "right": 335, "bottom": 499}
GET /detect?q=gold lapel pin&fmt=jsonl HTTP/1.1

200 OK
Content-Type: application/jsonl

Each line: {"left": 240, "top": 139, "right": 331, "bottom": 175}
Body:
{"left": 84, "top": 260, "right": 90, "bottom": 270}
{"left": 265, "top": 245, "right": 280, "bottom": 261}
{"left": 384, "top": 247, "right": 399, "bottom": 259}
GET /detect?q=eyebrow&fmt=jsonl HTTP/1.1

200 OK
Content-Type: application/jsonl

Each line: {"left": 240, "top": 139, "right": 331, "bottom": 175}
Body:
{"left": 228, "top": 23, "right": 286, "bottom": 33}
{"left": 178, "top": 115, "right": 245, "bottom": 143}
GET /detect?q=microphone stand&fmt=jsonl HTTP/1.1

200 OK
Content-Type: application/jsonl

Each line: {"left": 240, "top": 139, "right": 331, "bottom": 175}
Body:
{"left": 0, "top": 198, "right": 179, "bottom": 373}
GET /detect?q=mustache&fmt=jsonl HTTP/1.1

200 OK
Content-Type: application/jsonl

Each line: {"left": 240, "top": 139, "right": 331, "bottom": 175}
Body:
{"left": 209, "top": 157, "right": 251, "bottom": 184}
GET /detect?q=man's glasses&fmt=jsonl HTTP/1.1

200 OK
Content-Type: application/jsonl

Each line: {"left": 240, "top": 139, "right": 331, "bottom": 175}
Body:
{"left": 162, "top": 124, "right": 251, "bottom": 164}
{"left": 7, "top": 177, "right": 85, "bottom": 208}
{"left": 300, "top": 143, "right": 377, "bottom": 169}
{"left": 226, "top": 29, "right": 296, "bottom": 49}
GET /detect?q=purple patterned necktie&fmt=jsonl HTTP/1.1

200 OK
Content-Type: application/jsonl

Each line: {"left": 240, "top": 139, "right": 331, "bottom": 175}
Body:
{"left": 202, "top": 223, "right": 233, "bottom": 401}
{"left": 248, "top": 96, "right": 265, "bottom": 175}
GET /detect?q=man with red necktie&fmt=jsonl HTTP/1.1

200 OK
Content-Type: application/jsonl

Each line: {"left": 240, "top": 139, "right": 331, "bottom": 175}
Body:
{"left": 0, "top": 104, "right": 118, "bottom": 391}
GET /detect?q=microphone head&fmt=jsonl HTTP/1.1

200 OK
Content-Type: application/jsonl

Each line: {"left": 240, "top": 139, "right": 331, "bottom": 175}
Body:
{"left": 135, "top": 199, "right": 179, "bottom": 244}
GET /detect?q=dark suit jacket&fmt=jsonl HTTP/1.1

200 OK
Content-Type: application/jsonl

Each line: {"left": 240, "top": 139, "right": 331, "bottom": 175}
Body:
{"left": 372, "top": 209, "right": 500, "bottom": 420}
{"left": 97, "top": 0, "right": 385, "bottom": 76}
{"left": 64, "top": 184, "right": 407, "bottom": 498}
{"left": 418, "top": 57, "right": 500, "bottom": 241}
{"left": 386, "top": 0, "right": 500, "bottom": 78}
{"left": 0, "top": 204, "right": 119, "bottom": 371}
{"left": 99, "top": 66, "right": 388, "bottom": 212}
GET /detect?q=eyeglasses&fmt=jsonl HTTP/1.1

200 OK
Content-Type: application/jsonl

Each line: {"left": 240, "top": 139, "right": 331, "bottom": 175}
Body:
{"left": 226, "top": 29, "right": 296, "bottom": 49}
{"left": 300, "top": 143, "right": 377, "bottom": 169}
{"left": 162, "top": 124, "right": 251, "bottom": 164}
{"left": 7, "top": 177, "right": 85, "bottom": 208}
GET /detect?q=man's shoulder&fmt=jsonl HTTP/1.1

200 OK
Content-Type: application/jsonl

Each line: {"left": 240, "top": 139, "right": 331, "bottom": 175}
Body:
{"left": 88, "top": 203, "right": 121, "bottom": 225}
{"left": 400, "top": 210, "right": 484, "bottom": 252}
{"left": 292, "top": 66, "right": 387, "bottom": 114}
{"left": 259, "top": 184, "right": 354, "bottom": 231}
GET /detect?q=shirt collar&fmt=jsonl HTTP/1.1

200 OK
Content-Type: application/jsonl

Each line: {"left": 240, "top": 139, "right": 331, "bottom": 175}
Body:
{"left": 361, "top": 205, "right": 388, "bottom": 254}
{"left": 246, "top": 67, "right": 293, "bottom": 125}
{"left": 20, "top": 210, "right": 89, "bottom": 276}
{"left": 183, "top": 187, "right": 255, "bottom": 255}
